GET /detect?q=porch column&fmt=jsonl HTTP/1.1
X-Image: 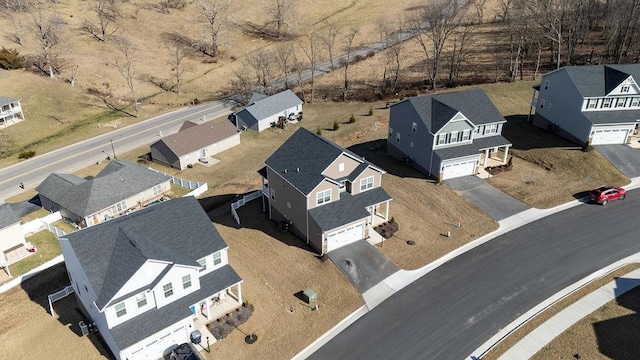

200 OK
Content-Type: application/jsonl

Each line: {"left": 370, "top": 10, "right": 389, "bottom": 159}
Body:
{"left": 205, "top": 299, "right": 211, "bottom": 319}
{"left": 237, "top": 283, "right": 243, "bottom": 304}
{"left": 483, "top": 149, "right": 490, "bottom": 166}
{"left": 503, "top": 146, "right": 509, "bottom": 163}
{"left": 385, "top": 201, "right": 389, "bottom": 220}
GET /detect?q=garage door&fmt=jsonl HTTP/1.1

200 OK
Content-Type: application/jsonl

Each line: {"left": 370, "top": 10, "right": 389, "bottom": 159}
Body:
{"left": 327, "top": 223, "right": 365, "bottom": 251}
{"left": 592, "top": 129, "right": 628, "bottom": 145}
{"left": 442, "top": 160, "right": 477, "bottom": 180}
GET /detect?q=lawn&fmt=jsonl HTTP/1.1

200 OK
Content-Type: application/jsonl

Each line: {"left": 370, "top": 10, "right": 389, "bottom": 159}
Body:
{"left": 7, "top": 230, "right": 61, "bottom": 278}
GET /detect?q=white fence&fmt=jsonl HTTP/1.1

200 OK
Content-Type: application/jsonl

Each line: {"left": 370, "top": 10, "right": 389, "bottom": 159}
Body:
{"left": 147, "top": 168, "right": 207, "bottom": 190}
{"left": 48, "top": 284, "right": 75, "bottom": 317}
{"left": 22, "top": 211, "right": 62, "bottom": 236}
{"left": 231, "top": 190, "right": 262, "bottom": 224}
{"left": 185, "top": 183, "right": 208, "bottom": 197}
{"left": 0, "top": 254, "right": 64, "bottom": 294}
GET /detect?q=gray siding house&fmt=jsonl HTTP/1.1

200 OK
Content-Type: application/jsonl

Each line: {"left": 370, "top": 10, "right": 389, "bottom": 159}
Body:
{"left": 235, "top": 90, "right": 303, "bottom": 132}
{"left": 36, "top": 160, "right": 171, "bottom": 228}
{"left": 388, "top": 89, "right": 512, "bottom": 181}
{"left": 150, "top": 120, "right": 240, "bottom": 170}
{"left": 259, "top": 128, "right": 392, "bottom": 254}
{"left": 530, "top": 64, "right": 640, "bottom": 145}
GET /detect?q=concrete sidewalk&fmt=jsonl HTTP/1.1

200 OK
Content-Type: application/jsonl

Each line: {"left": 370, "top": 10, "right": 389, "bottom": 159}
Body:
{"left": 293, "top": 176, "right": 640, "bottom": 360}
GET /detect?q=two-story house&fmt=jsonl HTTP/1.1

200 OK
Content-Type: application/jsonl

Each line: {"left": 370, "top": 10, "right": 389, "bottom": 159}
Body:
{"left": 0, "top": 96, "right": 24, "bottom": 128}
{"left": 530, "top": 64, "right": 640, "bottom": 146}
{"left": 59, "top": 196, "right": 243, "bottom": 360}
{"left": 235, "top": 89, "right": 303, "bottom": 132}
{"left": 0, "top": 203, "right": 30, "bottom": 270}
{"left": 259, "top": 128, "right": 392, "bottom": 254}
{"left": 388, "top": 88, "right": 512, "bottom": 181}
{"left": 36, "top": 160, "right": 171, "bottom": 228}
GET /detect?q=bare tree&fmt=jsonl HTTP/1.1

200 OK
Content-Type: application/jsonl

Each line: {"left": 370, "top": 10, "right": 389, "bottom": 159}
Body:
{"left": 4, "top": 14, "right": 26, "bottom": 45}
{"left": 1, "top": 0, "right": 29, "bottom": 12}
{"left": 197, "top": 0, "right": 232, "bottom": 57}
{"left": 411, "top": 0, "right": 466, "bottom": 90}
{"left": 343, "top": 27, "right": 358, "bottom": 102}
{"left": 447, "top": 24, "right": 477, "bottom": 86}
{"left": 319, "top": 22, "right": 338, "bottom": 70}
{"left": 498, "top": 0, "right": 514, "bottom": 22}
{"left": 473, "top": 0, "right": 488, "bottom": 23}
{"left": 301, "top": 32, "right": 320, "bottom": 103}
{"left": 246, "top": 49, "right": 274, "bottom": 93}
{"left": 603, "top": 0, "right": 640, "bottom": 63}
{"left": 31, "top": 5, "right": 65, "bottom": 78}
{"left": 291, "top": 52, "right": 306, "bottom": 103}
{"left": 69, "top": 64, "right": 79, "bottom": 86}
{"left": 166, "top": 42, "right": 188, "bottom": 94}
{"left": 230, "top": 66, "right": 254, "bottom": 105}
{"left": 262, "top": 0, "right": 295, "bottom": 39}
{"left": 82, "top": 0, "right": 120, "bottom": 42}
{"left": 114, "top": 37, "right": 139, "bottom": 116}
{"left": 274, "top": 43, "right": 294, "bottom": 88}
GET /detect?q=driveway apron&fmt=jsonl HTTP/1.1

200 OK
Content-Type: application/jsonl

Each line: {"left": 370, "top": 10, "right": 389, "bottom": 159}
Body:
{"left": 596, "top": 144, "right": 640, "bottom": 178}
{"left": 328, "top": 241, "right": 400, "bottom": 294}
{"left": 445, "top": 176, "right": 529, "bottom": 221}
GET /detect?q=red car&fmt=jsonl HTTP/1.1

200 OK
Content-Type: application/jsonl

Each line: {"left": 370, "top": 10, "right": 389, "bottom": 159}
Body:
{"left": 589, "top": 185, "right": 626, "bottom": 205}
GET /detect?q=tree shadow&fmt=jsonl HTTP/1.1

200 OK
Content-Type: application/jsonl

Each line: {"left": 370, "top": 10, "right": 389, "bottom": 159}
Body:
{"left": 346, "top": 139, "right": 433, "bottom": 181}
{"left": 503, "top": 115, "right": 581, "bottom": 151}
{"left": 592, "top": 278, "right": 640, "bottom": 359}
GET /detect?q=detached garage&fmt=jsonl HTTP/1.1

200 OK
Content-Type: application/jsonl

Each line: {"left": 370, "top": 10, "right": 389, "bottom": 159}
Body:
{"left": 590, "top": 126, "right": 633, "bottom": 145}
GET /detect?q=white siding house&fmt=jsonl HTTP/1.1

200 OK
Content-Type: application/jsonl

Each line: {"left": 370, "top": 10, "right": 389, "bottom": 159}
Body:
{"left": 0, "top": 204, "right": 30, "bottom": 268}
{"left": 0, "top": 96, "right": 24, "bottom": 128}
{"left": 59, "top": 197, "right": 243, "bottom": 360}
{"left": 235, "top": 90, "right": 303, "bottom": 132}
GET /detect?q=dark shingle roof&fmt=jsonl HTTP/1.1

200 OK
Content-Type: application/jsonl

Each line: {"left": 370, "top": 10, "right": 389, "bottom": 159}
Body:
{"left": 562, "top": 64, "right": 640, "bottom": 97}
{"left": 0, "top": 203, "right": 21, "bottom": 229}
{"left": 0, "top": 96, "right": 20, "bottom": 106}
{"left": 308, "top": 187, "right": 392, "bottom": 231}
{"left": 265, "top": 128, "right": 382, "bottom": 195}
{"left": 398, "top": 88, "right": 505, "bottom": 133}
{"left": 237, "top": 89, "right": 302, "bottom": 121}
{"left": 110, "top": 265, "right": 242, "bottom": 350}
{"left": 35, "top": 160, "right": 170, "bottom": 217}
{"left": 63, "top": 196, "right": 229, "bottom": 310}
{"left": 582, "top": 110, "right": 640, "bottom": 125}
{"left": 434, "top": 135, "right": 512, "bottom": 160}
{"left": 150, "top": 120, "right": 238, "bottom": 158}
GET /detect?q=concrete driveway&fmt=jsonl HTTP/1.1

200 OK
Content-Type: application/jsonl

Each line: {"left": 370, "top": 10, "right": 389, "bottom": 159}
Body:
{"left": 444, "top": 176, "right": 529, "bottom": 221}
{"left": 596, "top": 144, "right": 640, "bottom": 178}
{"left": 328, "top": 240, "right": 399, "bottom": 294}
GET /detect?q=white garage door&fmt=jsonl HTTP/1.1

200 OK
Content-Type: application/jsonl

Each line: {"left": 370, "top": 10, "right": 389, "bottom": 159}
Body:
{"left": 442, "top": 160, "right": 477, "bottom": 180}
{"left": 327, "top": 223, "right": 365, "bottom": 251}
{"left": 592, "top": 129, "right": 628, "bottom": 145}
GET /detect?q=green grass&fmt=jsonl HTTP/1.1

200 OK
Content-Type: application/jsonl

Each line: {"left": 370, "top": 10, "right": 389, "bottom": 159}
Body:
{"left": 8, "top": 231, "right": 61, "bottom": 278}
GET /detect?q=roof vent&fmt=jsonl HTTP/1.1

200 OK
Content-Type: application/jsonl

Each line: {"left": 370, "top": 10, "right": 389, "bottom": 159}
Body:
{"left": 284, "top": 169, "right": 288, "bottom": 173}
{"left": 121, "top": 177, "right": 124, "bottom": 182}
{"left": 296, "top": 167, "right": 300, "bottom": 172}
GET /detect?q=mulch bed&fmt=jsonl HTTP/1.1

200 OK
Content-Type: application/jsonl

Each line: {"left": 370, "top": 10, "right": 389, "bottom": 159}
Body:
{"left": 375, "top": 221, "right": 399, "bottom": 239}
{"left": 206, "top": 303, "right": 255, "bottom": 340}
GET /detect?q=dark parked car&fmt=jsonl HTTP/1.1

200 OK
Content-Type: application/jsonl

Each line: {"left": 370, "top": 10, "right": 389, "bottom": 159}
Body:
{"left": 169, "top": 343, "right": 199, "bottom": 360}
{"left": 589, "top": 185, "right": 626, "bottom": 205}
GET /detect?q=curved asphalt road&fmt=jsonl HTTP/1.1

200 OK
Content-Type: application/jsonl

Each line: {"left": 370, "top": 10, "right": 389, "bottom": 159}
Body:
{"left": 310, "top": 190, "right": 640, "bottom": 360}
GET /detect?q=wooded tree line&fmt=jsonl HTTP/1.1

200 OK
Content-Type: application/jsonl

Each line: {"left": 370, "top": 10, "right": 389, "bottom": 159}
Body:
{"left": 2, "top": 0, "right": 640, "bottom": 110}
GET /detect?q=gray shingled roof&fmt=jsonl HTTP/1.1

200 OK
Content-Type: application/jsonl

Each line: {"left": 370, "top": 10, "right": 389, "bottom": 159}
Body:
{"left": 265, "top": 128, "right": 383, "bottom": 195}
{"left": 562, "top": 64, "right": 640, "bottom": 97}
{"left": 582, "top": 110, "right": 640, "bottom": 125}
{"left": 62, "top": 196, "right": 230, "bottom": 310}
{"left": 248, "top": 92, "right": 270, "bottom": 104}
{"left": 434, "top": 135, "right": 512, "bottom": 160}
{"left": 236, "top": 89, "right": 302, "bottom": 121}
{"left": 35, "top": 160, "right": 170, "bottom": 217}
{"left": 150, "top": 120, "right": 238, "bottom": 157}
{"left": 0, "top": 96, "right": 20, "bottom": 106}
{"left": 110, "top": 265, "right": 241, "bottom": 350}
{"left": 0, "top": 203, "right": 21, "bottom": 229}
{"left": 308, "top": 187, "right": 392, "bottom": 231}
{"left": 398, "top": 88, "right": 506, "bottom": 133}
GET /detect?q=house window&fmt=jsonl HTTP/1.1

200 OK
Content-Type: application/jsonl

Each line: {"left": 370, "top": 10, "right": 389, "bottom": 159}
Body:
{"left": 388, "top": 127, "right": 393, "bottom": 137}
{"left": 632, "top": 97, "right": 640, "bottom": 107}
{"left": 544, "top": 80, "right": 549, "bottom": 90}
{"left": 339, "top": 163, "right": 345, "bottom": 172}
{"left": 602, "top": 98, "right": 613, "bottom": 108}
{"left": 316, "top": 189, "right": 331, "bottom": 205}
{"left": 410, "top": 141, "right": 414, "bottom": 148}
{"left": 539, "top": 99, "right": 545, "bottom": 109}
{"left": 111, "top": 200, "right": 127, "bottom": 214}
{"left": 450, "top": 131, "right": 459, "bottom": 143}
{"left": 115, "top": 302, "right": 127, "bottom": 318}
{"left": 587, "top": 99, "right": 597, "bottom": 109}
{"left": 412, "top": 122, "right": 417, "bottom": 134}
{"left": 462, "top": 130, "right": 471, "bottom": 141}
{"left": 197, "top": 258, "right": 207, "bottom": 272}
{"left": 163, "top": 283, "right": 173, "bottom": 298}
{"left": 473, "top": 127, "right": 480, "bottom": 134}
{"left": 136, "top": 292, "right": 147, "bottom": 308}
{"left": 395, "top": 133, "right": 401, "bottom": 143}
{"left": 360, "top": 176, "right": 374, "bottom": 192}
{"left": 213, "top": 251, "right": 222, "bottom": 266}
{"left": 616, "top": 98, "right": 627, "bottom": 108}
{"left": 152, "top": 184, "right": 163, "bottom": 196}
{"left": 438, "top": 134, "right": 446, "bottom": 145}
{"left": 486, "top": 124, "right": 497, "bottom": 135}
{"left": 622, "top": 85, "right": 630, "bottom": 93}
{"left": 182, "top": 275, "right": 192, "bottom": 289}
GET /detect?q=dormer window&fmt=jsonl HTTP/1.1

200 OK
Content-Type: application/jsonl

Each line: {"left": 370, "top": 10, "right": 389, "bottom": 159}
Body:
{"left": 360, "top": 176, "right": 374, "bottom": 192}
{"left": 616, "top": 98, "right": 627, "bottom": 107}
{"left": 586, "top": 99, "right": 597, "bottom": 109}
{"left": 197, "top": 258, "right": 207, "bottom": 272}
{"left": 632, "top": 98, "right": 640, "bottom": 107}
{"left": 115, "top": 302, "right": 127, "bottom": 317}
{"left": 136, "top": 292, "right": 147, "bottom": 308}
{"left": 462, "top": 130, "right": 470, "bottom": 141}
{"left": 317, "top": 189, "right": 331, "bottom": 205}
{"left": 213, "top": 251, "right": 222, "bottom": 266}
{"left": 438, "top": 134, "right": 446, "bottom": 145}
{"left": 622, "top": 85, "right": 630, "bottom": 93}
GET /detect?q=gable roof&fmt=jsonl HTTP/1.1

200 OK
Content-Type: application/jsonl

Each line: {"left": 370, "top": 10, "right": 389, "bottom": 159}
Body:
{"left": 265, "top": 128, "right": 383, "bottom": 195}
{"left": 35, "top": 160, "right": 170, "bottom": 217}
{"left": 236, "top": 89, "right": 302, "bottom": 121}
{"left": 62, "top": 196, "right": 229, "bottom": 310}
{"left": 248, "top": 92, "right": 270, "bottom": 104}
{"left": 559, "top": 64, "right": 640, "bottom": 97}
{"left": 0, "top": 96, "right": 20, "bottom": 107}
{"left": 397, "top": 88, "right": 505, "bottom": 133}
{"left": 0, "top": 203, "right": 21, "bottom": 229}
{"left": 150, "top": 120, "right": 238, "bottom": 158}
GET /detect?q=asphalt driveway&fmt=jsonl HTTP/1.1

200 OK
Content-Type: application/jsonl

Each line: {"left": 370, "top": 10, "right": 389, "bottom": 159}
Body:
{"left": 596, "top": 144, "right": 640, "bottom": 178}
{"left": 445, "top": 176, "right": 529, "bottom": 221}
{"left": 328, "top": 241, "right": 400, "bottom": 294}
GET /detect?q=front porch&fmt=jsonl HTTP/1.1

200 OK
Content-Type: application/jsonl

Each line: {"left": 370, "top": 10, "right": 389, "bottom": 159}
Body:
{"left": 477, "top": 147, "right": 511, "bottom": 179}
{"left": 192, "top": 284, "right": 243, "bottom": 344}
{"left": 365, "top": 201, "right": 391, "bottom": 245}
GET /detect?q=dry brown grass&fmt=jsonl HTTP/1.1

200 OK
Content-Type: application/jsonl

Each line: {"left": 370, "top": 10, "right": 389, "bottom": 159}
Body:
{"left": 484, "top": 263, "right": 640, "bottom": 360}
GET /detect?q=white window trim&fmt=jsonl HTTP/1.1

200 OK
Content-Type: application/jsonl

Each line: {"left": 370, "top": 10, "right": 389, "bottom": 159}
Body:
{"left": 632, "top": 97, "right": 640, "bottom": 107}
{"left": 616, "top": 98, "right": 627, "bottom": 107}
{"left": 213, "top": 251, "right": 222, "bottom": 266}
{"left": 622, "top": 85, "right": 630, "bottom": 93}
{"left": 136, "top": 292, "right": 147, "bottom": 308}
{"left": 360, "top": 176, "right": 374, "bottom": 192}
{"left": 115, "top": 301, "right": 127, "bottom": 317}
{"left": 153, "top": 184, "right": 163, "bottom": 196}
{"left": 182, "top": 275, "right": 191, "bottom": 289}
{"left": 587, "top": 99, "right": 597, "bottom": 109}
{"left": 316, "top": 189, "right": 331, "bottom": 205}
{"left": 338, "top": 163, "right": 345, "bottom": 172}
{"left": 197, "top": 258, "right": 207, "bottom": 272}
{"left": 450, "top": 131, "right": 459, "bottom": 143}
{"left": 438, "top": 134, "right": 446, "bottom": 145}
{"left": 395, "top": 133, "right": 401, "bottom": 143}
{"left": 602, "top": 98, "right": 613, "bottom": 108}
{"left": 163, "top": 283, "right": 173, "bottom": 298}
{"left": 412, "top": 122, "right": 417, "bottom": 134}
